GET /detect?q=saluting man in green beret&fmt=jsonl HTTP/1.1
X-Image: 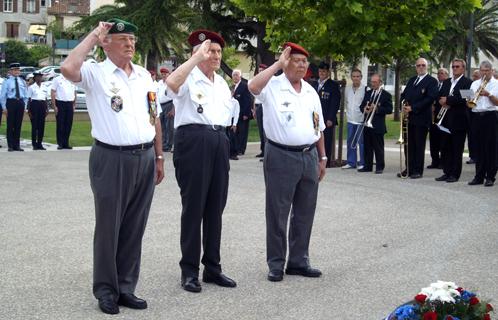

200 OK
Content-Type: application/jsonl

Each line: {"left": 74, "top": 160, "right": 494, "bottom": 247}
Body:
{"left": 61, "top": 18, "right": 165, "bottom": 315}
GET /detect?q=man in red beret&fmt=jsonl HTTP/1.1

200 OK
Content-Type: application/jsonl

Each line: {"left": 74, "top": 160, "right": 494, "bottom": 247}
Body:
{"left": 166, "top": 29, "right": 236, "bottom": 293}
{"left": 248, "top": 42, "right": 327, "bottom": 282}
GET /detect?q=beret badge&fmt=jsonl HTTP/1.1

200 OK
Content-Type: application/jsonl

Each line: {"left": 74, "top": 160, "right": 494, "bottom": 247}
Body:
{"left": 116, "top": 22, "right": 125, "bottom": 31}
{"left": 198, "top": 33, "right": 206, "bottom": 41}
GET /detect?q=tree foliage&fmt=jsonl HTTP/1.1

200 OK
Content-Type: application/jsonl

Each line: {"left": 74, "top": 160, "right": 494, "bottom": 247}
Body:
{"left": 4, "top": 40, "right": 32, "bottom": 65}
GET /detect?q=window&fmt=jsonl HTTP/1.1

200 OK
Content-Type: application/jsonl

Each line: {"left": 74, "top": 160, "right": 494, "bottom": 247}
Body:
{"left": 5, "top": 22, "right": 20, "bottom": 38}
{"left": 4, "top": 0, "right": 14, "bottom": 12}
{"left": 41, "top": 0, "right": 47, "bottom": 6}
{"left": 27, "top": 0, "right": 36, "bottom": 12}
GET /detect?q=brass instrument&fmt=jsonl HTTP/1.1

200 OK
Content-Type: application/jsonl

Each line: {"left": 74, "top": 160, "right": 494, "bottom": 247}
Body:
{"left": 351, "top": 89, "right": 382, "bottom": 150}
{"left": 434, "top": 106, "right": 448, "bottom": 126}
{"left": 467, "top": 76, "right": 489, "bottom": 109}
{"left": 397, "top": 100, "right": 409, "bottom": 178}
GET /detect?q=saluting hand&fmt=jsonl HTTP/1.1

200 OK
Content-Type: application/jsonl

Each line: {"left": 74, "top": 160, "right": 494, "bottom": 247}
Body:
{"left": 278, "top": 46, "right": 292, "bottom": 70}
{"left": 193, "top": 40, "right": 212, "bottom": 62}
{"left": 93, "top": 21, "right": 114, "bottom": 45}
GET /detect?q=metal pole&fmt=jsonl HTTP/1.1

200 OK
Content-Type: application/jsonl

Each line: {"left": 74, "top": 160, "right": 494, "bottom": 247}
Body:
{"left": 466, "top": 12, "right": 474, "bottom": 78}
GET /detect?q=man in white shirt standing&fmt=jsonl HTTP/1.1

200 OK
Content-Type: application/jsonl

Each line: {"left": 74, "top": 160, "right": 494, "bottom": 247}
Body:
{"left": 61, "top": 18, "right": 164, "bottom": 314}
{"left": 158, "top": 67, "right": 175, "bottom": 152}
{"left": 27, "top": 72, "right": 48, "bottom": 150}
{"left": 248, "top": 42, "right": 326, "bottom": 282}
{"left": 51, "top": 74, "right": 76, "bottom": 149}
{"left": 343, "top": 68, "right": 366, "bottom": 169}
{"left": 167, "top": 29, "right": 237, "bottom": 293}
{"left": 468, "top": 60, "right": 498, "bottom": 186}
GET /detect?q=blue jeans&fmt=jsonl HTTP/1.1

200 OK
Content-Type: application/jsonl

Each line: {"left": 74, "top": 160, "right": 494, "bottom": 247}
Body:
{"left": 347, "top": 122, "right": 364, "bottom": 167}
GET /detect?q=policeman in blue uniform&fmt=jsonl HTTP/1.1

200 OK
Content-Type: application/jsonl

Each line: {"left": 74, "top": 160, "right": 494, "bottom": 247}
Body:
{"left": 0, "top": 63, "right": 28, "bottom": 151}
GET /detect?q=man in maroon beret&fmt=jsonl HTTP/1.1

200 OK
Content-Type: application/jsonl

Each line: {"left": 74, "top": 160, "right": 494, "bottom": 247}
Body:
{"left": 166, "top": 29, "right": 236, "bottom": 293}
{"left": 248, "top": 42, "right": 327, "bottom": 282}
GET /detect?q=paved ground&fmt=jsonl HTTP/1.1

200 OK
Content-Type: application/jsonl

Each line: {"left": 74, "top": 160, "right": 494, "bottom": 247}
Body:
{"left": 1, "top": 137, "right": 497, "bottom": 320}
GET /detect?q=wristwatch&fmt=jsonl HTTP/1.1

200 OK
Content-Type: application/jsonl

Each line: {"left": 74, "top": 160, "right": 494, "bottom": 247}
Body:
{"left": 320, "top": 156, "right": 328, "bottom": 161}
{"left": 156, "top": 155, "right": 164, "bottom": 160}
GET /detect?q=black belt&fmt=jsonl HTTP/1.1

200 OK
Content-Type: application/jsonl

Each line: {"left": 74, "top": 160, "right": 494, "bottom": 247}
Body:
{"left": 95, "top": 139, "right": 154, "bottom": 151}
{"left": 475, "top": 111, "right": 497, "bottom": 116}
{"left": 268, "top": 139, "right": 315, "bottom": 152}
{"left": 179, "top": 124, "right": 226, "bottom": 131}
{"left": 7, "top": 98, "right": 22, "bottom": 101}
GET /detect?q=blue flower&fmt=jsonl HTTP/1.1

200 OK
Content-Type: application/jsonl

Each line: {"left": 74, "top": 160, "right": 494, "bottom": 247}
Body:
{"left": 394, "top": 304, "right": 420, "bottom": 320}
{"left": 461, "top": 290, "right": 476, "bottom": 302}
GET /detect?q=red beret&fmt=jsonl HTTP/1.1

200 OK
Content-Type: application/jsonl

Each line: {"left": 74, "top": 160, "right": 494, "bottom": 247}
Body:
{"left": 283, "top": 42, "right": 309, "bottom": 57}
{"left": 160, "top": 67, "right": 170, "bottom": 73}
{"left": 188, "top": 29, "right": 225, "bottom": 48}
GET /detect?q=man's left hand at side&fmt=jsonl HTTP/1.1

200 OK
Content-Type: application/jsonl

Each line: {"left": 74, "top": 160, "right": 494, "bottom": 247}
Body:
{"left": 155, "top": 159, "right": 165, "bottom": 185}
{"left": 318, "top": 160, "right": 327, "bottom": 181}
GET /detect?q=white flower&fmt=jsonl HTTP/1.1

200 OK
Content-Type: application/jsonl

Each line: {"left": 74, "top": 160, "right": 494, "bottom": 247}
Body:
{"left": 419, "top": 281, "right": 461, "bottom": 303}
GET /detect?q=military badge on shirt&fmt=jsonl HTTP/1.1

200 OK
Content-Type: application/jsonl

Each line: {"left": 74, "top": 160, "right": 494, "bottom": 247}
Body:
{"left": 147, "top": 91, "right": 157, "bottom": 125}
{"left": 111, "top": 95, "right": 123, "bottom": 112}
{"left": 313, "top": 111, "right": 320, "bottom": 135}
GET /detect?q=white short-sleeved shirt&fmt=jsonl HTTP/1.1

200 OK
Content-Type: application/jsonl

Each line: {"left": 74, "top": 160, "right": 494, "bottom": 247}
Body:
{"left": 51, "top": 75, "right": 76, "bottom": 102}
{"left": 158, "top": 79, "right": 172, "bottom": 104}
{"left": 75, "top": 58, "right": 160, "bottom": 145}
{"left": 470, "top": 77, "right": 498, "bottom": 112}
{"left": 230, "top": 97, "right": 240, "bottom": 125}
{"left": 251, "top": 73, "right": 325, "bottom": 146}
{"left": 28, "top": 83, "right": 47, "bottom": 101}
{"left": 169, "top": 66, "right": 232, "bottom": 129}
{"left": 345, "top": 84, "right": 366, "bottom": 124}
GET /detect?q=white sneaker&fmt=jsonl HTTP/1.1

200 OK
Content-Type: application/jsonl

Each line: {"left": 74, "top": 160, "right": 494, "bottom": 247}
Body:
{"left": 342, "top": 164, "right": 353, "bottom": 169}
{"left": 357, "top": 165, "right": 364, "bottom": 170}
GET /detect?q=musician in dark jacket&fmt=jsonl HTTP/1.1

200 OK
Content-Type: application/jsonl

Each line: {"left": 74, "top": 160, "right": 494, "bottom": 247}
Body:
{"left": 435, "top": 59, "right": 473, "bottom": 183}
{"left": 399, "top": 58, "right": 439, "bottom": 178}
{"left": 312, "top": 62, "right": 340, "bottom": 167}
{"left": 358, "top": 74, "right": 393, "bottom": 174}
{"left": 233, "top": 69, "right": 253, "bottom": 155}
{"left": 428, "top": 68, "right": 449, "bottom": 169}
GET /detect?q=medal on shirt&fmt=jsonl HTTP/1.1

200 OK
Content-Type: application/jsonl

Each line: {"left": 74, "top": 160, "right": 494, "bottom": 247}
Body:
{"left": 111, "top": 95, "right": 123, "bottom": 112}
{"left": 147, "top": 91, "right": 158, "bottom": 125}
{"left": 110, "top": 82, "right": 120, "bottom": 95}
{"left": 313, "top": 111, "right": 320, "bottom": 135}
{"left": 197, "top": 105, "right": 204, "bottom": 113}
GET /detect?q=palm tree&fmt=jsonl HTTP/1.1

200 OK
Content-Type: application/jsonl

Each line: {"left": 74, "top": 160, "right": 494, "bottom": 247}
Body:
{"left": 429, "top": 0, "right": 498, "bottom": 68}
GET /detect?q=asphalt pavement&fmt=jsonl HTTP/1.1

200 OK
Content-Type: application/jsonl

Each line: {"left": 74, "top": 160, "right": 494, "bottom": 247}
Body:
{"left": 1, "top": 136, "right": 497, "bottom": 320}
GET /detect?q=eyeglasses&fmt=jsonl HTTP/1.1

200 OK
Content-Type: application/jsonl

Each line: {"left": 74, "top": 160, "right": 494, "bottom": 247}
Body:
{"left": 416, "top": 64, "right": 426, "bottom": 67}
{"left": 451, "top": 65, "right": 462, "bottom": 69}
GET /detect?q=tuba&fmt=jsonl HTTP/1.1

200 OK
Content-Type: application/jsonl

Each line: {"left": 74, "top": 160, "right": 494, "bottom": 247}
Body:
{"left": 467, "top": 76, "right": 489, "bottom": 109}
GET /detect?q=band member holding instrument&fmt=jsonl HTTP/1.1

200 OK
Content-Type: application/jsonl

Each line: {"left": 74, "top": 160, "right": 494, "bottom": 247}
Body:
{"left": 468, "top": 61, "right": 498, "bottom": 187}
{"left": 358, "top": 74, "right": 392, "bottom": 174}
{"left": 435, "top": 59, "right": 472, "bottom": 183}
{"left": 428, "top": 68, "right": 449, "bottom": 169}
{"left": 399, "top": 58, "right": 439, "bottom": 179}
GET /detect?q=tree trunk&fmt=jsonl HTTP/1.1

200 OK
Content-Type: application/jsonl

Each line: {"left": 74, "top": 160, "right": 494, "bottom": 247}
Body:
{"left": 255, "top": 21, "right": 275, "bottom": 71}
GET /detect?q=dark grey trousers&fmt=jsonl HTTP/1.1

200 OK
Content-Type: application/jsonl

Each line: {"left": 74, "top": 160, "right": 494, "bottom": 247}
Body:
{"left": 160, "top": 101, "right": 175, "bottom": 151}
{"left": 89, "top": 144, "right": 156, "bottom": 300}
{"left": 263, "top": 142, "right": 319, "bottom": 272}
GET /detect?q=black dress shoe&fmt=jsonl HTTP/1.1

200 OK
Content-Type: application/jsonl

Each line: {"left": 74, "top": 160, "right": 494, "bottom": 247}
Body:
{"left": 15, "top": 148, "right": 24, "bottom": 152}
{"left": 255, "top": 153, "right": 264, "bottom": 158}
{"left": 468, "top": 178, "right": 483, "bottom": 185}
{"left": 98, "top": 295, "right": 119, "bottom": 315}
{"left": 426, "top": 164, "right": 439, "bottom": 169}
{"left": 118, "top": 293, "right": 147, "bottom": 309}
{"left": 229, "top": 155, "right": 239, "bottom": 160}
{"left": 410, "top": 173, "right": 423, "bottom": 179}
{"left": 435, "top": 174, "right": 448, "bottom": 181}
{"left": 396, "top": 170, "right": 408, "bottom": 178}
{"left": 64, "top": 146, "right": 73, "bottom": 149}
{"left": 8, "top": 148, "right": 14, "bottom": 152}
{"left": 285, "top": 266, "right": 322, "bottom": 278}
{"left": 267, "top": 270, "right": 284, "bottom": 282}
{"left": 57, "top": 146, "right": 63, "bottom": 150}
{"left": 357, "top": 168, "right": 372, "bottom": 172}
{"left": 446, "top": 176, "right": 458, "bottom": 183}
{"left": 202, "top": 271, "right": 237, "bottom": 287}
{"left": 38, "top": 146, "right": 46, "bottom": 150}
{"left": 375, "top": 169, "right": 383, "bottom": 174}
{"left": 466, "top": 159, "right": 476, "bottom": 164}
{"left": 181, "top": 276, "right": 202, "bottom": 293}
{"left": 484, "top": 179, "right": 494, "bottom": 187}
{"left": 33, "top": 145, "right": 40, "bottom": 150}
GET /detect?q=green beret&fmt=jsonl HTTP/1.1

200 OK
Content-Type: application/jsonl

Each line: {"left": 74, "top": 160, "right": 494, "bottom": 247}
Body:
{"left": 107, "top": 18, "right": 138, "bottom": 34}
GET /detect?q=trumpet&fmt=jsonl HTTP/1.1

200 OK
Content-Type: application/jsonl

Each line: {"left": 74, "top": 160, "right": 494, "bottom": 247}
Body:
{"left": 397, "top": 99, "right": 409, "bottom": 178}
{"left": 467, "top": 76, "right": 490, "bottom": 109}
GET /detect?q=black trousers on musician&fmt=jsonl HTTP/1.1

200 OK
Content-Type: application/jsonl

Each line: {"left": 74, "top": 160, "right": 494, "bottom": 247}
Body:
{"left": 441, "top": 130, "right": 466, "bottom": 180}
{"left": 6, "top": 99, "right": 25, "bottom": 150}
{"left": 236, "top": 118, "right": 249, "bottom": 155}
{"left": 363, "top": 128, "right": 385, "bottom": 171}
{"left": 173, "top": 125, "right": 230, "bottom": 278}
{"left": 55, "top": 100, "right": 74, "bottom": 148}
{"left": 323, "top": 125, "right": 335, "bottom": 166}
{"left": 429, "top": 123, "right": 441, "bottom": 167}
{"left": 472, "top": 111, "right": 497, "bottom": 182}
{"left": 30, "top": 100, "right": 47, "bottom": 147}
{"left": 407, "top": 124, "right": 428, "bottom": 176}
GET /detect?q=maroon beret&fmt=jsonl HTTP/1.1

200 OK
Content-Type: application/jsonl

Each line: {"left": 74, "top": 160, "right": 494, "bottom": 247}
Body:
{"left": 188, "top": 29, "right": 225, "bottom": 48}
{"left": 160, "top": 67, "right": 170, "bottom": 73}
{"left": 283, "top": 42, "right": 309, "bottom": 57}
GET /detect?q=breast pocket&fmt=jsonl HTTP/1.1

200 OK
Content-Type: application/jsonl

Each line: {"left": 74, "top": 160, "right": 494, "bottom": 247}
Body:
{"left": 275, "top": 96, "right": 297, "bottom": 127}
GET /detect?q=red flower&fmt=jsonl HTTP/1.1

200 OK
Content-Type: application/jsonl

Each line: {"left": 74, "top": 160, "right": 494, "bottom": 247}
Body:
{"left": 423, "top": 311, "right": 438, "bottom": 320}
{"left": 486, "top": 303, "right": 494, "bottom": 312}
{"left": 483, "top": 314, "right": 491, "bottom": 320}
{"left": 457, "top": 287, "right": 464, "bottom": 293}
{"left": 446, "top": 316, "right": 454, "bottom": 320}
{"left": 415, "top": 294, "right": 427, "bottom": 304}
{"left": 469, "top": 296, "right": 480, "bottom": 305}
